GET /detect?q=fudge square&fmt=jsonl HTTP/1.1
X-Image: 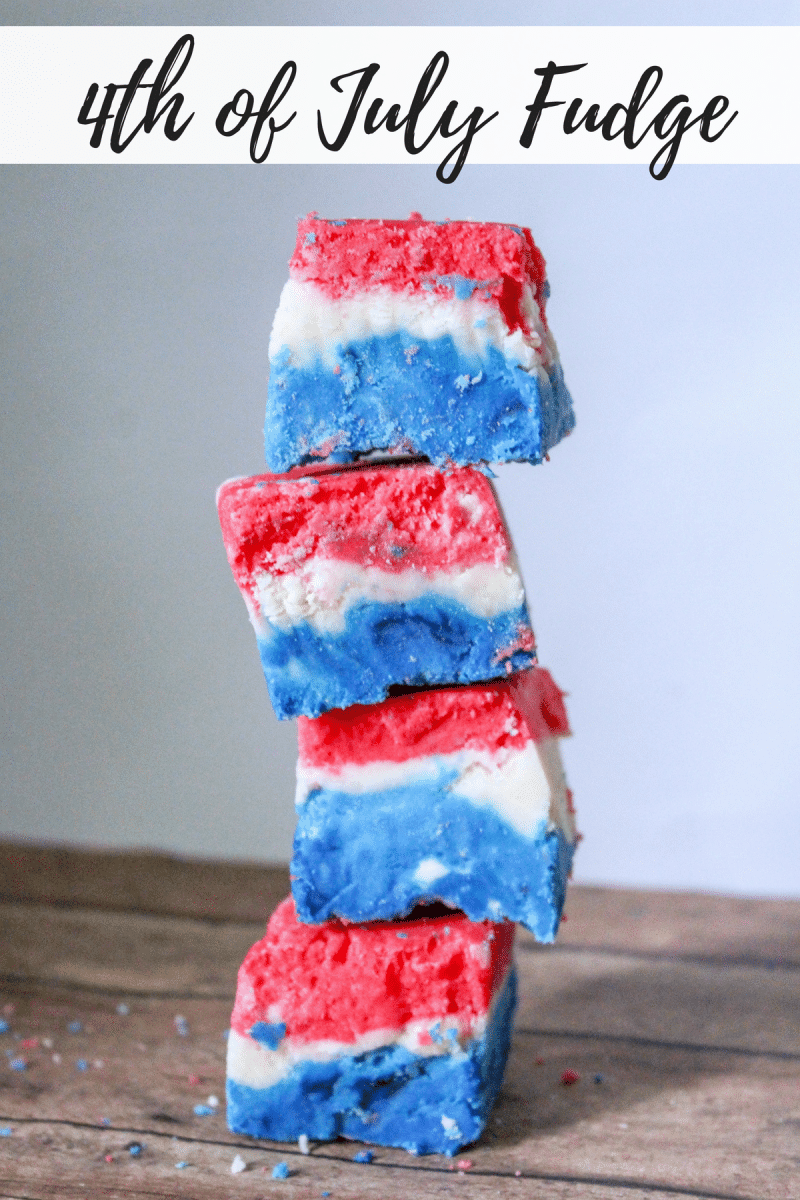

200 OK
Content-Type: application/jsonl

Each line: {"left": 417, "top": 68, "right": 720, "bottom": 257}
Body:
{"left": 292, "top": 667, "right": 576, "bottom": 940}
{"left": 216, "top": 460, "right": 535, "bottom": 719}
{"left": 265, "top": 214, "right": 575, "bottom": 472}
{"left": 226, "top": 897, "right": 516, "bottom": 1156}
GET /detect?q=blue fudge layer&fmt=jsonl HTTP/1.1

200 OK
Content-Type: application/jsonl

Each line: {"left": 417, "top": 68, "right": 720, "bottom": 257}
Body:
{"left": 259, "top": 597, "right": 535, "bottom": 720}
{"left": 265, "top": 335, "right": 575, "bottom": 472}
{"left": 227, "top": 965, "right": 517, "bottom": 1156}
{"left": 291, "top": 777, "right": 573, "bottom": 941}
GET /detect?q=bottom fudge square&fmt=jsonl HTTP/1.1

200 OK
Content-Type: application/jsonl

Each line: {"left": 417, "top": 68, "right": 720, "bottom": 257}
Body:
{"left": 226, "top": 897, "right": 516, "bottom": 1156}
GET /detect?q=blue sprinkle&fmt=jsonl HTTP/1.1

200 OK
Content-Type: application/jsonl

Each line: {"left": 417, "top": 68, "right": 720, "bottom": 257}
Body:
{"left": 594, "top": 1073, "right": 605, "bottom": 1084}
{"left": 0, "top": 1128, "right": 12, "bottom": 1136}
{"left": 0, "top": 1020, "right": 9, "bottom": 1034}
{"left": 174, "top": 1015, "right": 189, "bottom": 1037}
{"left": 128, "top": 1142, "right": 143, "bottom": 1157}
{"left": 249, "top": 1021, "right": 286, "bottom": 1050}
{"left": 67, "top": 1021, "right": 82, "bottom": 1034}
{"left": 175, "top": 1160, "right": 189, "bottom": 1169}
{"left": 9, "top": 1058, "right": 26, "bottom": 1071}
{"left": 99, "top": 1117, "right": 111, "bottom": 1127}
{"left": 76, "top": 1059, "right": 88, "bottom": 1071}
{"left": 222, "top": 1030, "right": 230, "bottom": 1040}
{"left": 193, "top": 1104, "right": 214, "bottom": 1116}
{"left": 353, "top": 1150, "right": 374, "bottom": 1163}
{"left": 272, "top": 1161, "right": 290, "bottom": 1179}
{"left": 322, "top": 1193, "right": 331, "bottom": 1197}
{"left": 116, "top": 1003, "right": 129, "bottom": 1016}
{"left": 395, "top": 931, "right": 407, "bottom": 939}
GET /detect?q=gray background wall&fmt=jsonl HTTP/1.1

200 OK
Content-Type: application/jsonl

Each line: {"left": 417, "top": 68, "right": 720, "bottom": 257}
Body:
{"left": 2, "top": 1, "right": 798, "bottom": 896}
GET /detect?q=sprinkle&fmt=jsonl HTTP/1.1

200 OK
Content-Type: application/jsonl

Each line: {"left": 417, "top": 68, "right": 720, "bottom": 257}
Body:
{"left": 128, "top": 1142, "right": 143, "bottom": 1156}
{"left": 193, "top": 1104, "right": 214, "bottom": 1116}
{"left": 20, "top": 1038, "right": 38, "bottom": 1049}
{"left": 322, "top": 1193, "right": 331, "bottom": 1197}
{"left": 52, "top": 1053, "right": 61, "bottom": 1064}
{"left": 174, "top": 1015, "right": 189, "bottom": 1037}
{"left": 104, "top": 1154, "right": 114, "bottom": 1163}
{"left": 206, "top": 1094, "right": 219, "bottom": 1108}
{"left": 515, "top": 1169, "right": 522, "bottom": 1176}
{"left": 272, "top": 1161, "right": 290, "bottom": 1179}
{"left": 534, "top": 1056, "right": 545, "bottom": 1066}
{"left": 42, "top": 1037, "right": 53, "bottom": 1049}
{"left": 187, "top": 1073, "right": 201, "bottom": 1085}
{"left": 231, "top": 1153, "right": 247, "bottom": 1174}
{"left": 116, "top": 1003, "right": 129, "bottom": 1016}
{"left": 298, "top": 1133, "right": 310, "bottom": 1154}
{"left": 594, "top": 1072, "right": 605, "bottom": 1084}
{"left": 8, "top": 1057, "right": 26, "bottom": 1071}
{"left": 67, "top": 1021, "right": 82, "bottom": 1034}
{"left": 353, "top": 1150, "right": 373, "bottom": 1163}
{"left": 561, "top": 1069, "right": 580, "bottom": 1086}
{"left": 98, "top": 1117, "right": 111, "bottom": 1127}
{"left": 76, "top": 1059, "right": 88, "bottom": 1071}
{"left": 0, "top": 1020, "right": 9, "bottom": 1034}
{"left": 0, "top": 1128, "right": 12, "bottom": 1136}
{"left": 457, "top": 1159, "right": 473, "bottom": 1170}
{"left": 175, "top": 1161, "right": 189, "bottom": 1169}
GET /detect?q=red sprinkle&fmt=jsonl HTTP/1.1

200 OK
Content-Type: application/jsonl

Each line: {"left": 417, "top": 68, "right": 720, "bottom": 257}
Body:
{"left": 560, "top": 913, "right": 568, "bottom": 922}
{"left": 561, "top": 1069, "right": 580, "bottom": 1086}
{"left": 535, "top": 1057, "right": 545, "bottom": 1066}
{"left": 20, "top": 1038, "right": 38, "bottom": 1049}
{"left": 457, "top": 1159, "right": 473, "bottom": 1170}
{"left": 188, "top": 1074, "right": 201, "bottom": 1085}
{"left": 104, "top": 1154, "right": 114, "bottom": 1163}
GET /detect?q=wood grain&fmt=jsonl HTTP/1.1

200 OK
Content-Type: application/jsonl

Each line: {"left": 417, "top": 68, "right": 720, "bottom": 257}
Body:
{"left": 1, "top": 843, "right": 798, "bottom": 1200}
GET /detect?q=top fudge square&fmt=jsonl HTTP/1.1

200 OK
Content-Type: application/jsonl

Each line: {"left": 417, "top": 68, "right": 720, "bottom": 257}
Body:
{"left": 265, "top": 214, "right": 575, "bottom": 472}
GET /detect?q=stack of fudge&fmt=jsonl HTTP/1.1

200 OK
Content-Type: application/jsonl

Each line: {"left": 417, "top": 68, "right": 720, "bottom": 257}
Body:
{"left": 216, "top": 215, "right": 577, "bottom": 1157}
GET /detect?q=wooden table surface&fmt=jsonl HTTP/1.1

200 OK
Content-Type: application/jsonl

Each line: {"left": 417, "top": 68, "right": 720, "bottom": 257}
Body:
{"left": 1, "top": 840, "right": 798, "bottom": 1200}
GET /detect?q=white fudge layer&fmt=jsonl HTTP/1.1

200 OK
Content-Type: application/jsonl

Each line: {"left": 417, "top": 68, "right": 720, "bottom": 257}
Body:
{"left": 296, "top": 736, "right": 575, "bottom": 844}
{"left": 269, "top": 279, "right": 559, "bottom": 375}
{"left": 227, "top": 966, "right": 510, "bottom": 1092}
{"left": 247, "top": 557, "right": 527, "bottom": 637}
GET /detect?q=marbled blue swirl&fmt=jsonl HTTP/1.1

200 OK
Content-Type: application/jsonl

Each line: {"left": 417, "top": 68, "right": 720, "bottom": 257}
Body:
{"left": 292, "top": 774, "right": 572, "bottom": 940}
{"left": 265, "top": 334, "right": 574, "bottom": 472}
{"left": 226, "top": 966, "right": 516, "bottom": 1156}
{"left": 257, "top": 596, "right": 534, "bottom": 719}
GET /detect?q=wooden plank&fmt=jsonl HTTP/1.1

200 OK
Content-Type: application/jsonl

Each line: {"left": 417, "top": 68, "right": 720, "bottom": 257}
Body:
{"left": 0, "top": 841, "right": 289, "bottom": 925}
{"left": 0, "top": 985, "right": 797, "bottom": 1200}
{"left": 3, "top": 842, "right": 799, "bottom": 966}
{"left": 2, "top": 844, "right": 799, "bottom": 1199}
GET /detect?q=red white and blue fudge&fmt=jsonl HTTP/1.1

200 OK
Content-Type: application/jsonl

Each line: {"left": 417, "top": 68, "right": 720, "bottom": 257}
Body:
{"left": 216, "top": 461, "right": 535, "bottom": 719}
{"left": 265, "top": 215, "right": 574, "bottom": 472}
{"left": 226, "top": 896, "right": 516, "bottom": 1155}
{"left": 292, "top": 667, "right": 576, "bottom": 940}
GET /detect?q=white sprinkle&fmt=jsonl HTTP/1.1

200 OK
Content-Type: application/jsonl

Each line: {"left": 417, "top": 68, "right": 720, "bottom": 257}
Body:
{"left": 231, "top": 1153, "right": 247, "bottom": 1174}
{"left": 298, "top": 1133, "right": 310, "bottom": 1155}
{"left": 116, "top": 1003, "right": 130, "bottom": 1016}
{"left": 207, "top": 1094, "right": 219, "bottom": 1108}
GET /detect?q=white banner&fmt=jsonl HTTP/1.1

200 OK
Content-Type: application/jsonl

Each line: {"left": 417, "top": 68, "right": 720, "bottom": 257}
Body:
{"left": 0, "top": 26, "right": 797, "bottom": 177}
